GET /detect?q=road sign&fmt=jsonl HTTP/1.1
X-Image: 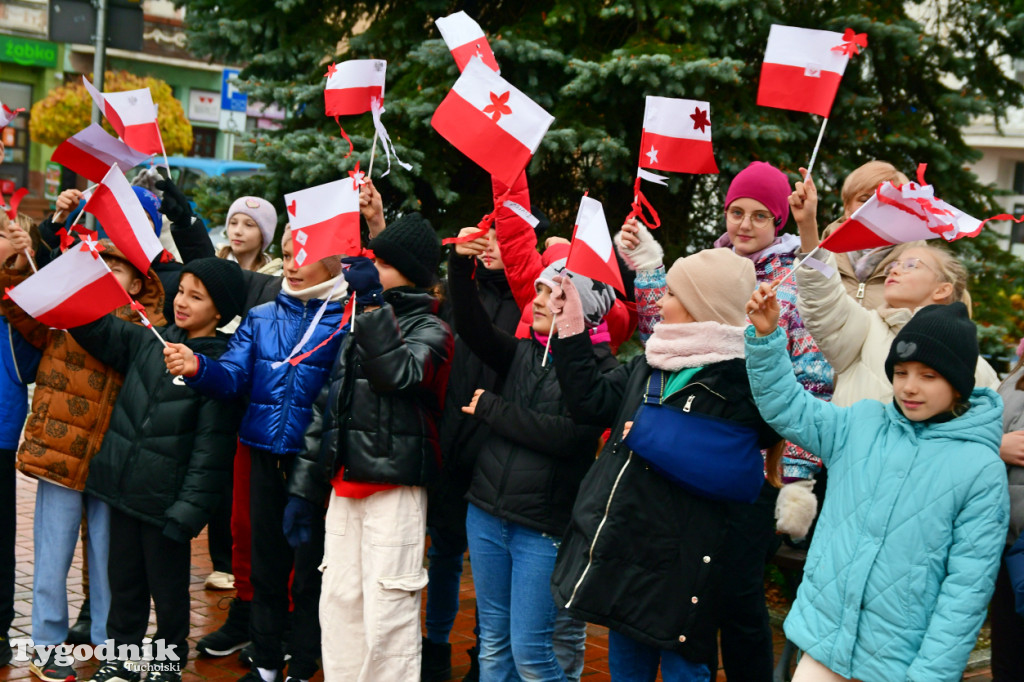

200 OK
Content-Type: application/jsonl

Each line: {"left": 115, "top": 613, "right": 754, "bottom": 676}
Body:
{"left": 221, "top": 69, "right": 248, "bottom": 112}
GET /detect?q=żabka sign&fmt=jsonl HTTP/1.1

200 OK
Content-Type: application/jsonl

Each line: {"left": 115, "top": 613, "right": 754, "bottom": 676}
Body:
{"left": 0, "top": 36, "right": 58, "bottom": 68}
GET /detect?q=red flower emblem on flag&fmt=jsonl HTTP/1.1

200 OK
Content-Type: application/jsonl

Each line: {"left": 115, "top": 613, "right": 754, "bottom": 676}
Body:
{"left": 690, "top": 107, "right": 711, "bottom": 133}
{"left": 324, "top": 62, "right": 338, "bottom": 78}
{"left": 483, "top": 91, "right": 512, "bottom": 122}
{"left": 348, "top": 161, "right": 366, "bottom": 190}
{"left": 831, "top": 28, "right": 868, "bottom": 57}
{"left": 56, "top": 228, "right": 76, "bottom": 252}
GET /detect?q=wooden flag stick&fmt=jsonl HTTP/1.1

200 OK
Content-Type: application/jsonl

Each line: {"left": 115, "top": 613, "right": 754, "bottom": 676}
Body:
{"left": 367, "top": 130, "right": 380, "bottom": 178}
{"left": 541, "top": 312, "right": 557, "bottom": 367}
{"left": 772, "top": 244, "right": 825, "bottom": 291}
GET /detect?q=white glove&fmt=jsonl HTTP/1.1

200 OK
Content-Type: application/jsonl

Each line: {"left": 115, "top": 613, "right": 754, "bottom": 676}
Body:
{"left": 775, "top": 479, "right": 818, "bottom": 541}
{"left": 614, "top": 223, "right": 663, "bottom": 271}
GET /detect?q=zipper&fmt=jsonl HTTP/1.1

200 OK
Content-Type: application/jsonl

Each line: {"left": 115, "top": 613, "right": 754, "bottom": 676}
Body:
{"left": 856, "top": 282, "right": 866, "bottom": 305}
{"left": 566, "top": 451, "right": 633, "bottom": 608}
{"left": 678, "top": 381, "right": 726, "bottom": 402}
{"left": 276, "top": 300, "right": 309, "bottom": 452}
{"left": 683, "top": 395, "right": 695, "bottom": 412}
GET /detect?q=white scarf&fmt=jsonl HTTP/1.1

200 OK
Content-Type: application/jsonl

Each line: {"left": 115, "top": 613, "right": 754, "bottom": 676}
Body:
{"left": 645, "top": 320, "right": 746, "bottom": 371}
{"left": 281, "top": 273, "right": 349, "bottom": 303}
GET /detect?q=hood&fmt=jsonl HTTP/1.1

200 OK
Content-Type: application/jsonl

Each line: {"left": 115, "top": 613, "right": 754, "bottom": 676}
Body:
{"left": 887, "top": 387, "right": 1004, "bottom": 451}
{"left": 100, "top": 239, "right": 166, "bottom": 327}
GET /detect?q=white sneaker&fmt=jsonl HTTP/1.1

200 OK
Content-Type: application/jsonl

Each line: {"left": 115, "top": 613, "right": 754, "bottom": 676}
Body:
{"left": 203, "top": 571, "right": 235, "bottom": 590}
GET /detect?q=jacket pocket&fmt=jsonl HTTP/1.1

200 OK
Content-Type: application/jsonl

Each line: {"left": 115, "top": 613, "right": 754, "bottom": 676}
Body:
{"left": 373, "top": 569, "right": 429, "bottom": 660}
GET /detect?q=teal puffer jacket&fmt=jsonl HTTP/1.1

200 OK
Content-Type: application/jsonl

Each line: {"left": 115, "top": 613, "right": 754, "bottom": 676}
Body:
{"left": 746, "top": 327, "right": 1008, "bottom": 682}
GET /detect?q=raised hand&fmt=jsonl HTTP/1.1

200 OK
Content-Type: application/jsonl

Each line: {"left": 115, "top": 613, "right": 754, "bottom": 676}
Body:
{"left": 745, "top": 281, "right": 781, "bottom": 336}
{"left": 163, "top": 342, "right": 198, "bottom": 376}
{"left": 453, "top": 227, "right": 488, "bottom": 257}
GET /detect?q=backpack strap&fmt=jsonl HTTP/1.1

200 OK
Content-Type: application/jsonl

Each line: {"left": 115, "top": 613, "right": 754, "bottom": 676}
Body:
{"left": 642, "top": 368, "right": 666, "bottom": 406}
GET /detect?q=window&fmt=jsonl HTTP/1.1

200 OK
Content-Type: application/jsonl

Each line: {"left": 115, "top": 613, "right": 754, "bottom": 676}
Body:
{"left": 189, "top": 127, "right": 218, "bottom": 158}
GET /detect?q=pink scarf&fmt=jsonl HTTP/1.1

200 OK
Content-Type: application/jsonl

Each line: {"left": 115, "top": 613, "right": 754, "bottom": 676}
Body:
{"left": 645, "top": 321, "right": 746, "bottom": 371}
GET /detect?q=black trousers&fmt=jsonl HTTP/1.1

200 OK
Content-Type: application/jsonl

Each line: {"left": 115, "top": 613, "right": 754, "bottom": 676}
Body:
{"left": 207, "top": 464, "right": 234, "bottom": 575}
{"left": 248, "top": 448, "right": 324, "bottom": 678}
{"left": 990, "top": 551, "right": 1024, "bottom": 682}
{"left": 0, "top": 449, "right": 15, "bottom": 636}
{"left": 106, "top": 507, "right": 191, "bottom": 671}
{"left": 712, "top": 481, "right": 781, "bottom": 682}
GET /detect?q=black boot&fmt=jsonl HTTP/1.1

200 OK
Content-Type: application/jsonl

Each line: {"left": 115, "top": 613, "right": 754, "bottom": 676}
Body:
{"left": 421, "top": 637, "right": 451, "bottom": 682}
{"left": 462, "top": 645, "right": 479, "bottom": 682}
{"left": 197, "top": 598, "right": 251, "bottom": 657}
{"left": 66, "top": 597, "right": 91, "bottom": 646}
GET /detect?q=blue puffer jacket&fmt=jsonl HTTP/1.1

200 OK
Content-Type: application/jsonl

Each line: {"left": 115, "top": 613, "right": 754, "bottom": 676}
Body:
{"left": 187, "top": 288, "right": 349, "bottom": 455}
{"left": 0, "top": 317, "right": 39, "bottom": 449}
{"left": 746, "top": 327, "right": 1008, "bottom": 682}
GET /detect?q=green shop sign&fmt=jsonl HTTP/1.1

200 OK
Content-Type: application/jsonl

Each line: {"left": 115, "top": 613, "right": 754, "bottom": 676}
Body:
{"left": 0, "top": 36, "right": 58, "bottom": 68}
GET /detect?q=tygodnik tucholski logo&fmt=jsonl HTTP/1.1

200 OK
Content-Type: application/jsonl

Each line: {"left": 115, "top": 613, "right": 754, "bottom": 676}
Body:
{"left": 10, "top": 638, "right": 180, "bottom": 670}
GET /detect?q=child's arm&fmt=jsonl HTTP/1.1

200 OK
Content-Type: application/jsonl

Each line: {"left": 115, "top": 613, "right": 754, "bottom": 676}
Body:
{"left": 615, "top": 218, "right": 664, "bottom": 345}
{"left": 157, "top": 177, "right": 218, "bottom": 262}
{"left": 354, "top": 303, "right": 453, "bottom": 395}
{"left": 492, "top": 171, "right": 542, "bottom": 315}
{"left": 447, "top": 247, "right": 518, "bottom": 375}
{"left": 904, "top": 463, "right": 1009, "bottom": 680}
{"left": 794, "top": 250, "right": 873, "bottom": 375}
{"left": 745, "top": 284, "right": 846, "bottom": 466}
{"left": 68, "top": 315, "right": 147, "bottom": 375}
{"left": 163, "top": 394, "right": 242, "bottom": 540}
{"left": 164, "top": 316, "right": 258, "bottom": 400}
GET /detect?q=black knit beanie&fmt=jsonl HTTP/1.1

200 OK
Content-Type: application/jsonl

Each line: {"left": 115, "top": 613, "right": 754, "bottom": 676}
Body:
{"left": 180, "top": 258, "right": 245, "bottom": 323}
{"left": 368, "top": 213, "right": 440, "bottom": 288}
{"left": 884, "top": 302, "right": 978, "bottom": 400}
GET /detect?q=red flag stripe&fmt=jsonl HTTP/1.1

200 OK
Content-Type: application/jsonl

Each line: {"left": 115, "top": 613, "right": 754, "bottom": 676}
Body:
{"left": 33, "top": 274, "right": 128, "bottom": 329}
{"left": 52, "top": 142, "right": 119, "bottom": 184}
{"left": 293, "top": 213, "right": 361, "bottom": 266}
{"left": 638, "top": 131, "right": 718, "bottom": 175}
{"left": 450, "top": 42, "right": 499, "bottom": 73}
{"left": 325, "top": 86, "right": 384, "bottom": 116}
{"left": 122, "top": 122, "right": 163, "bottom": 156}
{"left": 757, "top": 63, "right": 843, "bottom": 117}
{"left": 83, "top": 184, "right": 156, "bottom": 274}
{"left": 566, "top": 239, "right": 625, "bottom": 295}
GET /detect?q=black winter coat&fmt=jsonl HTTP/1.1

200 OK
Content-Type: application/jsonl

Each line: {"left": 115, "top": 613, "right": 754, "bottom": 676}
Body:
{"left": 71, "top": 320, "right": 242, "bottom": 536}
{"left": 287, "top": 288, "right": 453, "bottom": 502}
{"left": 548, "top": 332, "right": 780, "bottom": 663}
{"left": 430, "top": 258, "right": 522, "bottom": 535}
{"left": 449, "top": 251, "right": 617, "bottom": 536}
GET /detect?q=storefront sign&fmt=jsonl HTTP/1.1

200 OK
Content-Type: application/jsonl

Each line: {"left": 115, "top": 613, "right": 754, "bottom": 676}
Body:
{"left": 0, "top": 36, "right": 58, "bottom": 68}
{"left": 189, "top": 89, "right": 220, "bottom": 123}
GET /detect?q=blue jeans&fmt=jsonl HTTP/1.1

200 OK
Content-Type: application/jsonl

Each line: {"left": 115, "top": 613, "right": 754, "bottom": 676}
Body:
{"left": 32, "top": 480, "right": 111, "bottom": 646}
{"left": 425, "top": 523, "right": 468, "bottom": 643}
{"left": 607, "top": 630, "right": 710, "bottom": 682}
{"left": 466, "top": 503, "right": 569, "bottom": 682}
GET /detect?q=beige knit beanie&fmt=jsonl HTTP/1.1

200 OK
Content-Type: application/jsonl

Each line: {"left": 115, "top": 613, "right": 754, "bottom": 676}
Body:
{"left": 665, "top": 248, "right": 757, "bottom": 327}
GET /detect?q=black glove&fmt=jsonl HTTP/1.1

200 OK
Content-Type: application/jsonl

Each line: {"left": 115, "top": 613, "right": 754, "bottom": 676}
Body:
{"left": 163, "top": 519, "right": 192, "bottom": 544}
{"left": 155, "top": 178, "right": 193, "bottom": 224}
{"left": 341, "top": 256, "right": 384, "bottom": 306}
{"left": 282, "top": 496, "right": 316, "bottom": 548}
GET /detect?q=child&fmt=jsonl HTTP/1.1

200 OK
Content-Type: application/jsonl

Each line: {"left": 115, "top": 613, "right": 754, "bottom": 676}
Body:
{"left": 283, "top": 213, "right": 453, "bottom": 681}
{"left": 448, "top": 238, "right": 617, "bottom": 681}
{"left": 546, "top": 248, "right": 782, "bottom": 682}
{"left": 163, "top": 228, "right": 348, "bottom": 682}
{"left": 745, "top": 286, "right": 1008, "bottom": 681}
{"left": 67, "top": 258, "right": 244, "bottom": 682}
{"left": 0, "top": 232, "right": 164, "bottom": 682}
{"left": 216, "top": 197, "right": 282, "bottom": 274}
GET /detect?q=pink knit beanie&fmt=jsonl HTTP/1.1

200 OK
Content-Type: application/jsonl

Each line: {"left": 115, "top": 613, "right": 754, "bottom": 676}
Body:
{"left": 724, "top": 162, "right": 792, "bottom": 232}
{"left": 227, "top": 196, "right": 278, "bottom": 251}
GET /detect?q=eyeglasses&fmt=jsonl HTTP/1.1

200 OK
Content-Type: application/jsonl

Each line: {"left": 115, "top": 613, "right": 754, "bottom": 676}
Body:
{"left": 725, "top": 207, "right": 775, "bottom": 230}
{"left": 884, "top": 257, "right": 939, "bottom": 276}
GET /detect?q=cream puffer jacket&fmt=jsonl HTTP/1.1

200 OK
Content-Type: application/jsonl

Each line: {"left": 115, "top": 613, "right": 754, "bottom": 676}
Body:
{"left": 795, "top": 251, "right": 998, "bottom": 408}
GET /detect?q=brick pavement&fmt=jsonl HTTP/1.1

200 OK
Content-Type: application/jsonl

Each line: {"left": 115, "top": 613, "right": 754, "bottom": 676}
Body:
{"left": 0, "top": 475, "right": 994, "bottom": 682}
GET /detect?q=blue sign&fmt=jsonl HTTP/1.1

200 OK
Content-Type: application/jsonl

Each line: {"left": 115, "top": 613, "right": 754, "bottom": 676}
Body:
{"left": 221, "top": 69, "right": 248, "bottom": 112}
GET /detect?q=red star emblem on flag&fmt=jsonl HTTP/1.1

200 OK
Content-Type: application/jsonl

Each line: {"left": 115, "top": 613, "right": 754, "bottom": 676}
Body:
{"left": 483, "top": 91, "right": 512, "bottom": 122}
{"left": 690, "top": 107, "right": 711, "bottom": 133}
{"left": 324, "top": 62, "right": 338, "bottom": 79}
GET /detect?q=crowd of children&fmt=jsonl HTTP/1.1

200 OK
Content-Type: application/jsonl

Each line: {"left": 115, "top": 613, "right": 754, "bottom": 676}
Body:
{"left": 0, "top": 153, "right": 1020, "bottom": 682}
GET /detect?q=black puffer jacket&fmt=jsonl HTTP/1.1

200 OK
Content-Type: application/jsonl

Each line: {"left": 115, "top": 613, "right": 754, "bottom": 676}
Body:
{"left": 288, "top": 288, "right": 453, "bottom": 502}
{"left": 430, "top": 260, "right": 522, "bottom": 535}
{"left": 71, "top": 320, "right": 241, "bottom": 536}
{"left": 548, "top": 332, "right": 780, "bottom": 663}
{"left": 449, "top": 251, "right": 617, "bottom": 536}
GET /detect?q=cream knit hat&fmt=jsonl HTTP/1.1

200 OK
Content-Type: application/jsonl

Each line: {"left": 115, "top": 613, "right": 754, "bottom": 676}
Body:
{"left": 665, "top": 248, "right": 756, "bottom": 327}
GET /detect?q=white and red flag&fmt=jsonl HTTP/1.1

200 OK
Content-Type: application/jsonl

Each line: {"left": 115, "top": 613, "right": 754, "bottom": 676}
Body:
{"left": 5, "top": 239, "right": 129, "bottom": 329}
{"left": 82, "top": 76, "right": 163, "bottom": 155}
{"left": 432, "top": 57, "right": 554, "bottom": 188}
{"left": 638, "top": 96, "right": 719, "bottom": 176}
{"left": 0, "top": 102, "right": 23, "bottom": 129}
{"left": 284, "top": 177, "right": 362, "bottom": 267}
{"left": 566, "top": 195, "right": 625, "bottom": 294}
{"left": 757, "top": 25, "right": 865, "bottom": 117}
{"left": 435, "top": 11, "right": 500, "bottom": 74}
{"left": 819, "top": 167, "right": 983, "bottom": 253}
{"left": 52, "top": 124, "right": 152, "bottom": 184}
{"left": 324, "top": 59, "right": 386, "bottom": 117}
{"left": 83, "top": 165, "right": 165, "bottom": 274}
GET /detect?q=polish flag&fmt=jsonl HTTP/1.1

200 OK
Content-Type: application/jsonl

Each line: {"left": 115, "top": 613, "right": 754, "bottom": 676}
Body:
{"left": 82, "top": 77, "right": 163, "bottom": 154}
{"left": 52, "top": 124, "right": 152, "bottom": 183}
{"left": 757, "top": 25, "right": 852, "bottom": 117}
{"left": 639, "top": 96, "right": 718, "bottom": 175}
{"left": 819, "top": 180, "right": 982, "bottom": 253}
{"left": 0, "top": 102, "right": 23, "bottom": 129}
{"left": 566, "top": 196, "right": 625, "bottom": 294}
{"left": 435, "top": 11, "right": 500, "bottom": 74}
{"left": 324, "top": 60, "right": 386, "bottom": 116}
{"left": 431, "top": 57, "right": 554, "bottom": 187}
{"left": 284, "top": 178, "right": 361, "bottom": 267}
{"left": 83, "top": 166, "right": 165, "bottom": 274}
{"left": 7, "top": 241, "right": 129, "bottom": 330}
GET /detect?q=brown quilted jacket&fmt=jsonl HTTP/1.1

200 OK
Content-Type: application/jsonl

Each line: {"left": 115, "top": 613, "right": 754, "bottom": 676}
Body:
{"left": 0, "top": 242, "right": 165, "bottom": 490}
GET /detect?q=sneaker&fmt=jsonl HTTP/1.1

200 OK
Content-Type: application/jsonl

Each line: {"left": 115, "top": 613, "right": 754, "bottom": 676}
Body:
{"left": 420, "top": 638, "right": 451, "bottom": 682}
{"left": 87, "top": 660, "right": 140, "bottom": 682}
{"left": 144, "top": 669, "right": 181, "bottom": 682}
{"left": 30, "top": 654, "right": 76, "bottom": 682}
{"left": 67, "top": 597, "right": 92, "bottom": 646}
{"left": 203, "top": 571, "right": 235, "bottom": 590}
{"left": 197, "top": 598, "right": 250, "bottom": 657}
{"left": 238, "top": 643, "right": 290, "bottom": 667}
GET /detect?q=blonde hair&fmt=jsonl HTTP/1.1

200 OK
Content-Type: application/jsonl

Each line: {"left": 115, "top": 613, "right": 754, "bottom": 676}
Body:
{"left": 912, "top": 244, "right": 968, "bottom": 307}
{"left": 841, "top": 161, "right": 909, "bottom": 210}
{"left": 0, "top": 212, "right": 42, "bottom": 253}
{"left": 216, "top": 243, "right": 271, "bottom": 271}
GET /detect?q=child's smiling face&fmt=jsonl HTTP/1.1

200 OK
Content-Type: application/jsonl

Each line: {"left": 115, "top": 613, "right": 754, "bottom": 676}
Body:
{"left": 891, "top": 360, "right": 959, "bottom": 421}
{"left": 174, "top": 273, "right": 221, "bottom": 338}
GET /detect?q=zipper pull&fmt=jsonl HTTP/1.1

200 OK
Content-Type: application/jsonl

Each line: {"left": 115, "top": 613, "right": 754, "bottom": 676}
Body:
{"left": 856, "top": 282, "right": 866, "bottom": 304}
{"left": 683, "top": 395, "right": 695, "bottom": 412}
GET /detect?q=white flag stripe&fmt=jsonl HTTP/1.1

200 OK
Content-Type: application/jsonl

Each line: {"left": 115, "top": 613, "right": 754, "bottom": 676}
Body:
{"left": 103, "top": 89, "right": 158, "bottom": 126}
{"left": 574, "top": 196, "right": 613, "bottom": 261}
{"left": 287, "top": 180, "right": 360, "bottom": 227}
{"left": 82, "top": 76, "right": 106, "bottom": 113}
{"left": 102, "top": 166, "right": 155, "bottom": 230}
{"left": 11, "top": 247, "right": 110, "bottom": 318}
{"left": 69, "top": 124, "right": 151, "bottom": 168}
{"left": 764, "top": 25, "right": 849, "bottom": 74}
{"left": 643, "top": 96, "right": 713, "bottom": 141}
{"left": 436, "top": 11, "right": 487, "bottom": 48}
{"left": 452, "top": 58, "right": 553, "bottom": 153}
{"left": 327, "top": 60, "right": 387, "bottom": 93}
